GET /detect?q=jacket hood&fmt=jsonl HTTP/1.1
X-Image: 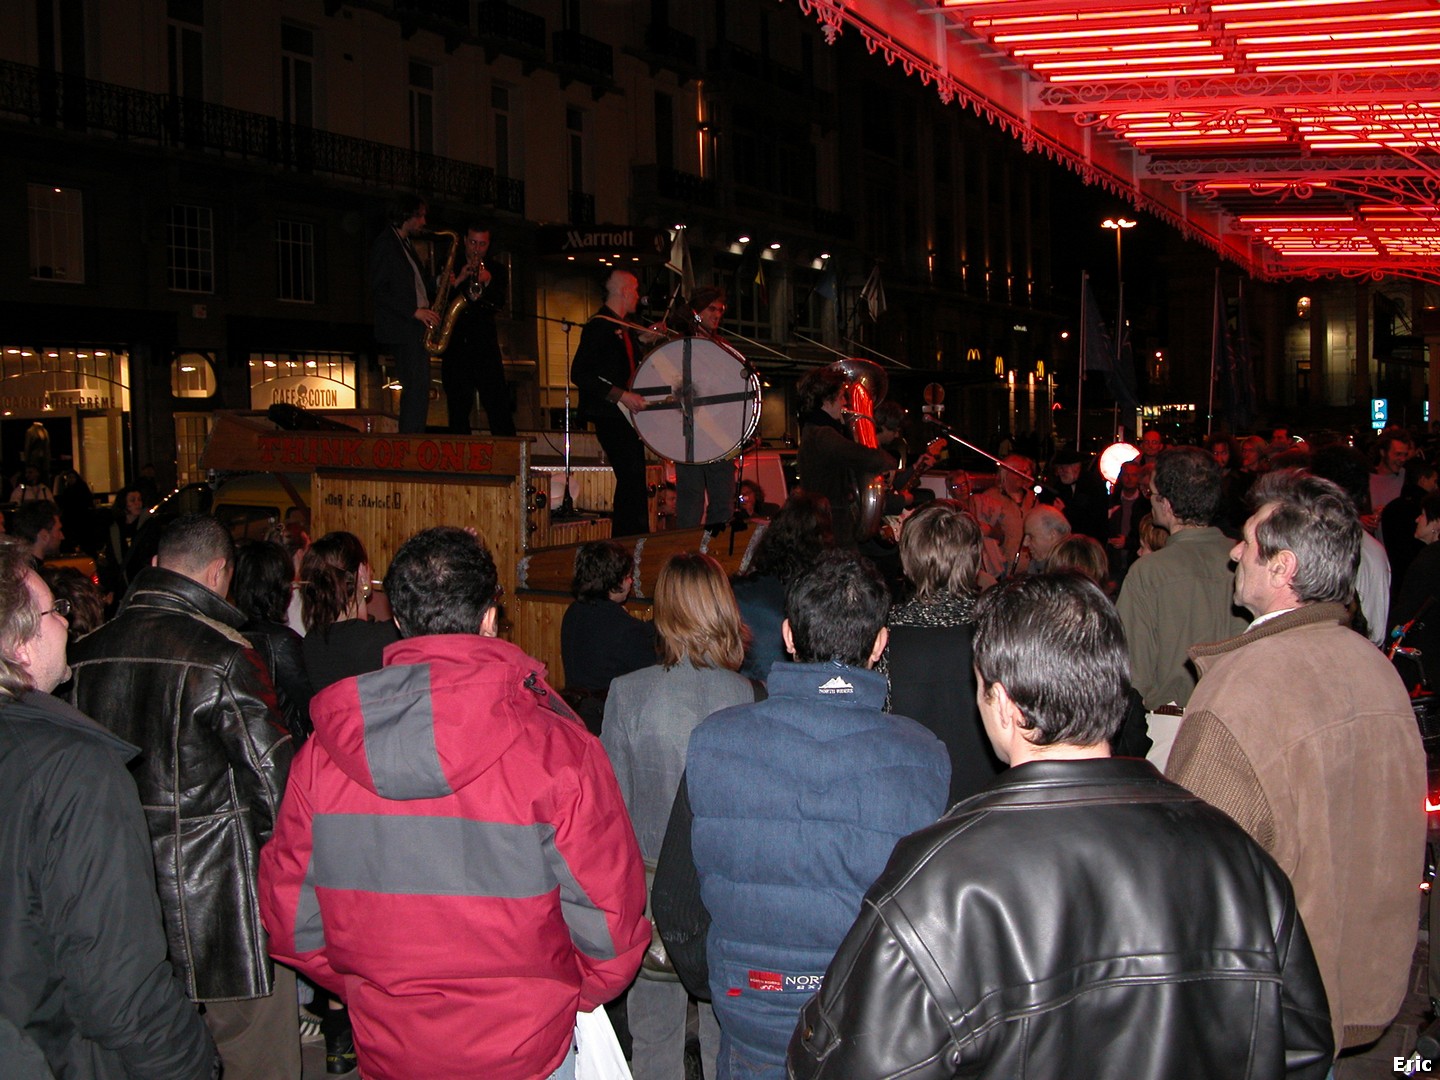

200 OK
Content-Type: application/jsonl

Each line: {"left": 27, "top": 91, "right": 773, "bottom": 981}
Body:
{"left": 308, "top": 634, "right": 568, "bottom": 800}
{"left": 766, "top": 661, "right": 889, "bottom": 711}
{"left": 5, "top": 690, "right": 140, "bottom": 761}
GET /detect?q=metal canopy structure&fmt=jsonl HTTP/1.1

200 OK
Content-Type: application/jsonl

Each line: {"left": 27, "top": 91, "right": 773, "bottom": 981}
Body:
{"left": 795, "top": 0, "right": 1440, "bottom": 283}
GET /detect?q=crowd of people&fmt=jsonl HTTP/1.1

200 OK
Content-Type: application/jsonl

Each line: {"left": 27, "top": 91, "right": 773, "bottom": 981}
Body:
{"left": 0, "top": 415, "right": 1431, "bottom": 1080}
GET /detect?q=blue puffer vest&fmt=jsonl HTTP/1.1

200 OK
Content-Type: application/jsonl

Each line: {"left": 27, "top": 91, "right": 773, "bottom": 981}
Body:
{"left": 686, "top": 661, "right": 950, "bottom": 1067}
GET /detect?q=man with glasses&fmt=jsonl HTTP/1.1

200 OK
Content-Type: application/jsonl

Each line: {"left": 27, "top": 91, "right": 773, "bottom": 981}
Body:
{"left": 1115, "top": 447, "right": 1247, "bottom": 768}
{"left": 0, "top": 536, "right": 217, "bottom": 1078}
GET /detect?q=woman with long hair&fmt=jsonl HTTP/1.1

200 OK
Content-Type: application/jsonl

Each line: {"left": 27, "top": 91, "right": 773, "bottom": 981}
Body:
{"left": 233, "top": 538, "right": 314, "bottom": 743}
{"left": 881, "top": 500, "right": 998, "bottom": 806}
{"left": 731, "top": 492, "right": 834, "bottom": 683}
{"left": 600, "top": 553, "right": 756, "bottom": 1080}
{"left": 299, "top": 531, "right": 399, "bottom": 693}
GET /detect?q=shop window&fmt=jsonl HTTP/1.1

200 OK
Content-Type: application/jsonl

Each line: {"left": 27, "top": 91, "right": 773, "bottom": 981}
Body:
{"left": 167, "top": 204, "right": 214, "bottom": 293}
{"left": 276, "top": 219, "right": 315, "bottom": 303}
{"left": 29, "top": 185, "right": 85, "bottom": 284}
{"left": 171, "top": 353, "right": 217, "bottom": 398}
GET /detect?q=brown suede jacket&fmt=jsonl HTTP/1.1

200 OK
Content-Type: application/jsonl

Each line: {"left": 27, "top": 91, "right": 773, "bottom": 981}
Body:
{"left": 1167, "top": 603, "right": 1425, "bottom": 1052}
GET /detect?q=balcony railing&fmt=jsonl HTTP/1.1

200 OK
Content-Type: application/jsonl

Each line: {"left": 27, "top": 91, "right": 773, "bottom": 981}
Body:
{"left": 706, "top": 42, "right": 834, "bottom": 113}
{"left": 0, "top": 61, "right": 523, "bottom": 214}
{"left": 553, "top": 29, "right": 614, "bottom": 80}
{"left": 393, "top": 0, "right": 469, "bottom": 28}
{"left": 643, "top": 23, "right": 698, "bottom": 67}
{"left": 475, "top": 0, "right": 546, "bottom": 52}
{"left": 568, "top": 190, "right": 596, "bottom": 226}
{"left": 632, "top": 165, "right": 717, "bottom": 209}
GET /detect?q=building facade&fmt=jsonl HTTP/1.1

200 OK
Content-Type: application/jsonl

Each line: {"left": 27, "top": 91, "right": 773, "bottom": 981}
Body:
{"left": 2, "top": 0, "right": 1068, "bottom": 496}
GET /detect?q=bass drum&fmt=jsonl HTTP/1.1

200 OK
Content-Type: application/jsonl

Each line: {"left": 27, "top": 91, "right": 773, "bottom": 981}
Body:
{"left": 630, "top": 336, "right": 762, "bottom": 465}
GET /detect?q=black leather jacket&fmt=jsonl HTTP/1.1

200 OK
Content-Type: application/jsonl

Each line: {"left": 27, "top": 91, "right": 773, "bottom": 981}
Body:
{"left": 68, "top": 567, "right": 293, "bottom": 1002}
{"left": 241, "top": 618, "right": 314, "bottom": 743}
{"left": 788, "top": 758, "right": 1333, "bottom": 1080}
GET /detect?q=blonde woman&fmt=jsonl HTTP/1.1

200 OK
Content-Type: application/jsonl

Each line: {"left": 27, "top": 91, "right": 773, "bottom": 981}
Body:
{"left": 601, "top": 553, "right": 756, "bottom": 1080}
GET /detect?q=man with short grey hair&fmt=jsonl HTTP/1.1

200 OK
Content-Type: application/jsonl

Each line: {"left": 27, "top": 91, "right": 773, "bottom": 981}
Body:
{"left": 69, "top": 513, "right": 295, "bottom": 1079}
{"left": 1168, "top": 470, "right": 1425, "bottom": 1058}
{"left": 1020, "top": 504, "right": 1070, "bottom": 572}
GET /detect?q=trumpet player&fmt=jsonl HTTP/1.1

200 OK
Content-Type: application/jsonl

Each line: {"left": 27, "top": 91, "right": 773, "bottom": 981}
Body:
{"left": 441, "top": 223, "right": 516, "bottom": 436}
{"left": 369, "top": 194, "right": 438, "bottom": 433}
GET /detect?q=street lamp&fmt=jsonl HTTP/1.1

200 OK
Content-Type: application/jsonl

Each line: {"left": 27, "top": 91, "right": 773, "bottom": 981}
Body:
{"left": 1100, "top": 217, "right": 1137, "bottom": 395}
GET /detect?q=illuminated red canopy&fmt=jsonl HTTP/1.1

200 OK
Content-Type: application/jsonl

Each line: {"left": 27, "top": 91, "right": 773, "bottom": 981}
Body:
{"left": 795, "top": 0, "right": 1440, "bottom": 282}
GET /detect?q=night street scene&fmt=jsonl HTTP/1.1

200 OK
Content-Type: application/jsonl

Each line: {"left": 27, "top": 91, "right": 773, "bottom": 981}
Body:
{"left": 3, "top": 2, "right": 1440, "bottom": 1078}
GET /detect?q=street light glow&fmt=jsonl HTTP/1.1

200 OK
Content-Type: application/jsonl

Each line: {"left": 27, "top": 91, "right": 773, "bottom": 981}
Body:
{"left": 1101, "top": 217, "right": 1137, "bottom": 230}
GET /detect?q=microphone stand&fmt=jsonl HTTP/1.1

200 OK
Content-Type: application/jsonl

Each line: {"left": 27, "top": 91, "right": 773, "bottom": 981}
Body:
{"left": 850, "top": 410, "right": 1060, "bottom": 499}
{"left": 526, "top": 310, "right": 584, "bottom": 520}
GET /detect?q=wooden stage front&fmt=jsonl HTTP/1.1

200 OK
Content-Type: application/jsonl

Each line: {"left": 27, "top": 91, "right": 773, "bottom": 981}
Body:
{"left": 202, "top": 412, "right": 765, "bottom": 687}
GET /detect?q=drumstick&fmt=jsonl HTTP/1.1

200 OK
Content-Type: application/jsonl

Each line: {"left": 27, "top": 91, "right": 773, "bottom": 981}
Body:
{"left": 597, "top": 376, "right": 676, "bottom": 403}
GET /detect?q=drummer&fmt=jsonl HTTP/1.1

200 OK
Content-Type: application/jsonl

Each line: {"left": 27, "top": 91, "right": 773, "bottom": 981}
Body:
{"left": 571, "top": 269, "right": 654, "bottom": 537}
{"left": 675, "top": 285, "right": 740, "bottom": 532}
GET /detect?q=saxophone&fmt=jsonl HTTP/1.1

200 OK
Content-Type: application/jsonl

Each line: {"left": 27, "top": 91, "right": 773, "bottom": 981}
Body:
{"left": 422, "top": 230, "right": 466, "bottom": 357}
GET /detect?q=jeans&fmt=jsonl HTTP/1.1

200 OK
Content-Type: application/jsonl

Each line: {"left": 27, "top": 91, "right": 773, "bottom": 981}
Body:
{"left": 546, "top": 1040, "right": 576, "bottom": 1080}
{"left": 717, "top": 1029, "right": 785, "bottom": 1080}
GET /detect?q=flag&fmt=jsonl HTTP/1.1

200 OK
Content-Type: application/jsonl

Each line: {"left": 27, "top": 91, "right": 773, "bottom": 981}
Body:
{"left": 815, "top": 266, "right": 837, "bottom": 302}
{"left": 669, "top": 227, "right": 694, "bottom": 301}
{"left": 1212, "top": 276, "right": 1257, "bottom": 431}
{"left": 1228, "top": 278, "right": 1256, "bottom": 430}
{"left": 1082, "top": 274, "right": 1139, "bottom": 408}
{"left": 754, "top": 260, "right": 768, "bottom": 308}
{"left": 1210, "top": 270, "right": 1228, "bottom": 428}
{"left": 860, "top": 263, "right": 886, "bottom": 320}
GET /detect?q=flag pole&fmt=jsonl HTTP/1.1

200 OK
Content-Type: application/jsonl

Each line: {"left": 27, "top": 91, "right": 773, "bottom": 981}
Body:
{"left": 1207, "top": 267, "right": 1220, "bottom": 438}
{"left": 1076, "top": 271, "right": 1087, "bottom": 448}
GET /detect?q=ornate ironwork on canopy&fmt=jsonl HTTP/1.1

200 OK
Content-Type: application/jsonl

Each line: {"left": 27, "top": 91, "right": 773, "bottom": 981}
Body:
{"left": 794, "top": 0, "right": 1440, "bottom": 283}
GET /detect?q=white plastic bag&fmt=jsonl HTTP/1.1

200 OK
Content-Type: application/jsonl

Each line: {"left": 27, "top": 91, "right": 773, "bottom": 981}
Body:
{"left": 574, "top": 1007, "right": 632, "bottom": 1080}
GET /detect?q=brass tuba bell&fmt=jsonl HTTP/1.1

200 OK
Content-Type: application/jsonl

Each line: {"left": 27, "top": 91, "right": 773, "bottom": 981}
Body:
{"left": 828, "top": 358, "right": 890, "bottom": 542}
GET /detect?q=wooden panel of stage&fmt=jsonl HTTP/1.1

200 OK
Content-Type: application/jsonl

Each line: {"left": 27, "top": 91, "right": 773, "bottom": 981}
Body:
{"left": 201, "top": 411, "right": 769, "bottom": 688}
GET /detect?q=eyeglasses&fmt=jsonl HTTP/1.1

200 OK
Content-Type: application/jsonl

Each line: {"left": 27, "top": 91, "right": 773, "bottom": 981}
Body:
{"left": 43, "top": 599, "right": 72, "bottom": 620}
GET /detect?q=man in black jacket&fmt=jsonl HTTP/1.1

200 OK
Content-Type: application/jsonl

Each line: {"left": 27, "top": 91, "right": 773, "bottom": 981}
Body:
{"left": 0, "top": 536, "right": 216, "bottom": 1079}
{"left": 571, "top": 270, "right": 654, "bottom": 536}
{"left": 369, "top": 194, "right": 440, "bottom": 433}
{"left": 68, "top": 515, "right": 296, "bottom": 1079}
{"left": 788, "top": 573, "right": 1334, "bottom": 1080}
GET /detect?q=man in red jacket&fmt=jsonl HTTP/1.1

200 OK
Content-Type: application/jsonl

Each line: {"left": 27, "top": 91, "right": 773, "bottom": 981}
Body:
{"left": 260, "top": 526, "right": 648, "bottom": 1080}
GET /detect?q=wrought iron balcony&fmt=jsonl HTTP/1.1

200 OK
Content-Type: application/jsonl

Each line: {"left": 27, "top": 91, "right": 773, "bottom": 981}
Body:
{"left": 393, "top": 0, "right": 469, "bottom": 28}
{"left": 0, "top": 61, "right": 523, "bottom": 214}
{"left": 553, "top": 29, "right": 614, "bottom": 80}
{"left": 475, "top": 0, "right": 546, "bottom": 52}
{"left": 643, "top": 23, "right": 698, "bottom": 67}
{"left": 632, "top": 165, "right": 717, "bottom": 209}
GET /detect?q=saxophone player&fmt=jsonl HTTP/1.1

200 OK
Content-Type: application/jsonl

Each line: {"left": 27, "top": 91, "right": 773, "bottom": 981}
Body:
{"left": 368, "top": 194, "right": 439, "bottom": 434}
{"left": 440, "top": 223, "right": 516, "bottom": 436}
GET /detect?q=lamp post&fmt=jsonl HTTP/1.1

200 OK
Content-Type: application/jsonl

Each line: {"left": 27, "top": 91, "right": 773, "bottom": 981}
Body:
{"left": 1101, "top": 217, "right": 1136, "bottom": 438}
